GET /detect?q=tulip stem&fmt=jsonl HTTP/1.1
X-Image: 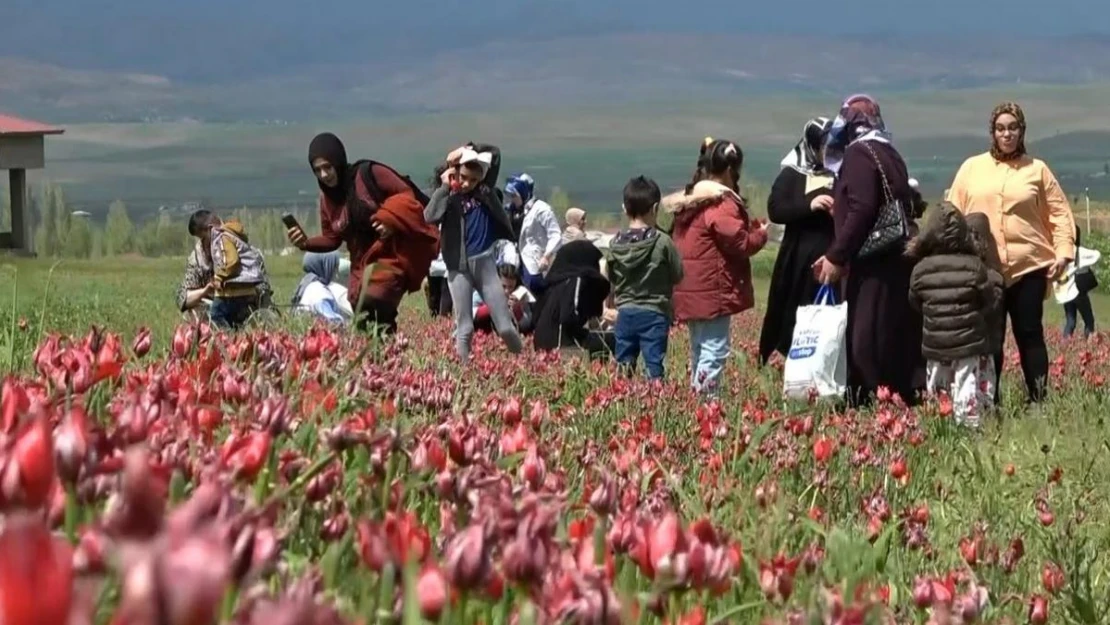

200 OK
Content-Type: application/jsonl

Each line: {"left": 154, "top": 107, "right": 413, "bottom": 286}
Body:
{"left": 264, "top": 450, "right": 337, "bottom": 507}
{"left": 63, "top": 483, "right": 79, "bottom": 542}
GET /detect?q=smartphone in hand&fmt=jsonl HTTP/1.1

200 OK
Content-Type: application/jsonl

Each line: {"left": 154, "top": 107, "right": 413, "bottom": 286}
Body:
{"left": 281, "top": 213, "right": 300, "bottom": 229}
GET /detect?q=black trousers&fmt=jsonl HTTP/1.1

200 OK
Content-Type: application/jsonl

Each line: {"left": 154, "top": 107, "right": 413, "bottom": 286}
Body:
{"left": 994, "top": 270, "right": 1049, "bottom": 404}
{"left": 356, "top": 298, "right": 399, "bottom": 336}
{"left": 425, "top": 276, "right": 452, "bottom": 317}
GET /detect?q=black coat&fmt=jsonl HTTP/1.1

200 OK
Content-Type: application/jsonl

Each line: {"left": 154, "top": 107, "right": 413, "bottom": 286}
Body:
{"left": 532, "top": 241, "right": 610, "bottom": 351}
{"left": 758, "top": 167, "right": 837, "bottom": 363}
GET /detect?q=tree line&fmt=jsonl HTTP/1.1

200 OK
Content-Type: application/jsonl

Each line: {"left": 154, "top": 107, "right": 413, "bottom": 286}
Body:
{"left": 1, "top": 183, "right": 318, "bottom": 258}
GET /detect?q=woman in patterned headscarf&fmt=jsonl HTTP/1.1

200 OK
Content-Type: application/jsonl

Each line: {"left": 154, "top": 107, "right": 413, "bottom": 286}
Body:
{"left": 759, "top": 116, "right": 836, "bottom": 364}
{"left": 812, "top": 95, "right": 923, "bottom": 406}
{"left": 946, "top": 102, "right": 1075, "bottom": 405}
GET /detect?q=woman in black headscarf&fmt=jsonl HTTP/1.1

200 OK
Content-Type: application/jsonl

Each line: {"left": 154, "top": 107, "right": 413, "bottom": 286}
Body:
{"left": 288, "top": 133, "right": 439, "bottom": 335}
{"left": 531, "top": 240, "right": 613, "bottom": 357}
{"left": 758, "top": 117, "right": 837, "bottom": 364}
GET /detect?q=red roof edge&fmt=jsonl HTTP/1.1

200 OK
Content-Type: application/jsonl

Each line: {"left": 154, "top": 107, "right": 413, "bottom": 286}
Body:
{"left": 0, "top": 113, "right": 65, "bottom": 136}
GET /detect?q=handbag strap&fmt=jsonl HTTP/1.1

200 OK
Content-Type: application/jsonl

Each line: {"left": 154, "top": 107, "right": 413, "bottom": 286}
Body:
{"left": 859, "top": 141, "right": 896, "bottom": 206}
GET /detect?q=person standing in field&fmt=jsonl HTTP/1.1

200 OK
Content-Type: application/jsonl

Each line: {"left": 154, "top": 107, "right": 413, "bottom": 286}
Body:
{"left": 177, "top": 209, "right": 273, "bottom": 321}
{"left": 945, "top": 102, "right": 1076, "bottom": 404}
{"left": 813, "top": 94, "right": 923, "bottom": 406}
{"left": 758, "top": 116, "right": 837, "bottom": 365}
{"left": 424, "top": 143, "right": 524, "bottom": 362}
{"left": 506, "top": 173, "right": 562, "bottom": 296}
{"left": 1062, "top": 224, "right": 1096, "bottom": 339}
{"left": 288, "top": 133, "right": 440, "bottom": 336}
{"left": 608, "top": 176, "right": 684, "bottom": 380}
{"left": 906, "top": 202, "right": 1003, "bottom": 427}
{"left": 664, "top": 138, "right": 769, "bottom": 395}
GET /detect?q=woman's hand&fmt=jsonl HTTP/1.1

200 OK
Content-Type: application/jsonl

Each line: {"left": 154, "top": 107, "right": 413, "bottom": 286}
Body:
{"left": 287, "top": 226, "right": 308, "bottom": 249}
{"left": 810, "top": 195, "right": 834, "bottom": 212}
{"left": 812, "top": 255, "right": 843, "bottom": 284}
{"left": 1046, "top": 257, "right": 1070, "bottom": 280}
{"left": 372, "top": 220, "right": 392, "bottom": 239}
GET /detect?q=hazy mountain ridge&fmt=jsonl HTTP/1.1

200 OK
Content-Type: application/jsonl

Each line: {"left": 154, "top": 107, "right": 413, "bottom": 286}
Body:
{"left": 6, "top": 34, "right": 1110, "bottom": 123}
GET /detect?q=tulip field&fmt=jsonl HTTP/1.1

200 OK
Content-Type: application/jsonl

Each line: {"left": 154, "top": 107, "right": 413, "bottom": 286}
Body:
{"left": 1, "top": 255, "right": 1110, "bottom": 625}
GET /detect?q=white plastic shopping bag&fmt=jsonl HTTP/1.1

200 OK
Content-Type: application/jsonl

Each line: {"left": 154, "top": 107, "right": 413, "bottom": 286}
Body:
{"left": 783, "top": 285, "right": 847, "bottom": 400}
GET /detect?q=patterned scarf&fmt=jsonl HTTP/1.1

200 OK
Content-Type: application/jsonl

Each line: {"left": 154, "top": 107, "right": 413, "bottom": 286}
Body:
{"left": 781, "top": 116, "right": 832, "bottom": 175}
{"left": 824, "top": 94, "right": 893, "bottom": 175}
{"left": 989, "top": 101, "right": 1027, "bottom": 162}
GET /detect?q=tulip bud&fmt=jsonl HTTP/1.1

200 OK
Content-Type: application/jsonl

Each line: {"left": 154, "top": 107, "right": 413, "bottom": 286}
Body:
{"left": 132, "top": 328, "right": 152, "bottom": 358}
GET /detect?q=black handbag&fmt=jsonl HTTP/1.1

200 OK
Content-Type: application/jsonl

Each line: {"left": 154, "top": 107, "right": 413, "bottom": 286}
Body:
{"left": 1076, "top": 269, "right": 1099, "bottom": 294}
{"left": 856, "top": 142, "right": 910, "bottom": 259}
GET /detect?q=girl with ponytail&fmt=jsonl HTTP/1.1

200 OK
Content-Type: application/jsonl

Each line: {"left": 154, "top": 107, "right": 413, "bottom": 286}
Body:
{"left": 660, "top": 137, "right": 769, "bottom": 395}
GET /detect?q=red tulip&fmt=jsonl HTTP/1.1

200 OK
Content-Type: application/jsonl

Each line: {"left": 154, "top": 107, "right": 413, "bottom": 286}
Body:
{"left": 520, "top": 445, "right": 546, "bottom": 490}
{"left": 2, "top": 416, "right": 56, "bottom": 509}
{"left": 1041, "top": 562, "right": 1065, "bottom": 594}
{"left": 221, "top": 431, "right": 272, "bottom": 481}
{"left": 54, "top": 406, "right": 90, "bottom": 484}
{"left": 132, "top": 327, "right": 152, "bottom": 358}
{"left": 813, "top": 435, "right": 834, "bottom": 464}
{"left": 959, "top": 535, "right": 979, "bottom": 567}
{"left": 648, "top": 513, "right": 683, "bottom": 578}
{"left": 501, "top": 396, "right": 522, "bottom": 426}
{"left": 890, "top": 458, "right": 908, "bottom": 480}
{"left": 1028, "top": 595, "right": 1048, "bottom": 624}
{"left": 444, "top": 524, "right": 489, "bottom": 591}
{"left": 0, "top": 516, "right": 74, "bottom": 625}
{"left": 417, "top": 565, "right": 449, "bottom": 621}
{"left": 172, "top": 325, "right": 197, "bottom": 358}
{"left": 0, "top": 377, "right": 29, "bottom": 433}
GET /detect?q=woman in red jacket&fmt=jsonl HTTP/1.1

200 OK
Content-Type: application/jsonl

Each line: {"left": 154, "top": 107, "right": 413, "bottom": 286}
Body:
{"left": 288, "top": 133, "right": 439, "bottom": 335}
{"left": 662, "top": 138, "right": 769, "bottom": 394}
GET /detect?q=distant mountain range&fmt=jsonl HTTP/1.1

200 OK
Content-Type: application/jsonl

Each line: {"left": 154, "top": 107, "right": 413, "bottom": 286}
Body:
{"left": 6, "top": 33, "right": 1110, "bottom": 122}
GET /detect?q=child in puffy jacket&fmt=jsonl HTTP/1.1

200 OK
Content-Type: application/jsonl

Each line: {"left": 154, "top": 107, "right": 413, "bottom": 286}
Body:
{"left": 662, "top": 138, "right": 768, "bottom": 395}
{"left": 908, "top": 202, "right": 1002, "bottom": 427}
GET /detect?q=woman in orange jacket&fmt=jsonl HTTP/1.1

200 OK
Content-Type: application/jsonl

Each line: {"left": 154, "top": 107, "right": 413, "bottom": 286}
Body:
{"left": 946, "top": 102, "right": 1076, "bottom": 404}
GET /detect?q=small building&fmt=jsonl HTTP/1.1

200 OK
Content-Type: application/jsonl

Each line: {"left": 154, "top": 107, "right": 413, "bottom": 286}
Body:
{"left": 0, "top": 114, "right": 65, "bottom": 253}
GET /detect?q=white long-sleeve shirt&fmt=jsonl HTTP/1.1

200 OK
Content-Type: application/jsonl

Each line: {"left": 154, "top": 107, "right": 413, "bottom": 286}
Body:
{"left": 518, "top": 199, "right": 562, "bottom": 275}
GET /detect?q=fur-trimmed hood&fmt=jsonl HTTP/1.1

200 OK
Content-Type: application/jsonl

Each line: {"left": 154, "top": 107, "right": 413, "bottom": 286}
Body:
{"left": 659, "top": 180, "right": 744, "bottom": 233}
{"left": 661, "top": 180, "right": 741, "bottom": 215}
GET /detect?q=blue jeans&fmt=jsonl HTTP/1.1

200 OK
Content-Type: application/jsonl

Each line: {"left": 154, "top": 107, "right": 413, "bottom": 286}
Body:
{"left": 688, "top": 316, "right": 731, "bottom": 394}
{"left": 615, "top": 307, "right": 670, "bottom": 379}
{"left": 210, "top": 296, "right": 257, "bottom": 329}
{"left": 1063, "top": 292, "right": 1095, "bottom": 338}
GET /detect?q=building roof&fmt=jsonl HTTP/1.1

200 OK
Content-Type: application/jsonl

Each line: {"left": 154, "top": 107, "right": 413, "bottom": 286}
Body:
{"left": 0, "top": 114, "right": 64, "bottom": 137}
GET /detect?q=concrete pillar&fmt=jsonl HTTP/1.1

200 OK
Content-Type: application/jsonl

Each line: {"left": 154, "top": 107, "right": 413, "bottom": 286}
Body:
{"left": 9, "top": 169, "right": 27, "bottom": 252}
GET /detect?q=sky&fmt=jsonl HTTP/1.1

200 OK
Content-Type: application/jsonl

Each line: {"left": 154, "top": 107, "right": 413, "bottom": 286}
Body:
{"left": 1, "top": 0, "right": 1107, "bottom": 81}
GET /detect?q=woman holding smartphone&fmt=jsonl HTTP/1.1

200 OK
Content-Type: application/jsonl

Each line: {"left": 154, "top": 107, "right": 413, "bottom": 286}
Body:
{"left": 287, "top": 132, "right": 439, "bottom": 335}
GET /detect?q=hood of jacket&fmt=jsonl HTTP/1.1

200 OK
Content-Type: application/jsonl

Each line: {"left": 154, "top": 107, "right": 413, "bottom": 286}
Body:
{"left": 905, "top": 202, "right": 975, "bottom": 259}
{"left": 661, "top": 180, "right": 740, "bottom": 215}
{"left": 219, "top": 219, "right": 249, "bottom": 243}
{"left": 608, "top": 228, "right": 663, "bottom": 267}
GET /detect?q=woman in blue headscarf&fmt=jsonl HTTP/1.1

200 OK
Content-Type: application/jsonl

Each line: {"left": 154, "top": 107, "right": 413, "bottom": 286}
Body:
{"left": 506, "top": 173, "right": 562, "bottom": 296}
{"left": 292, "top": 251, "right": 354, "bottom": 323}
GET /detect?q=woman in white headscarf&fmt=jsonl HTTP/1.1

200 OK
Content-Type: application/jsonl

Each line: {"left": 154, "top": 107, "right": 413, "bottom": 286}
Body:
{"left": 758, "top": 117, "right": 836, "bottom": 364}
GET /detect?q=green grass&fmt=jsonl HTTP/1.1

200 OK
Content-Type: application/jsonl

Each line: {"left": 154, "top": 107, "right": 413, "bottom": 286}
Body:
{"left": 1, "top": 252, "right": 1105, "bottom": 353}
